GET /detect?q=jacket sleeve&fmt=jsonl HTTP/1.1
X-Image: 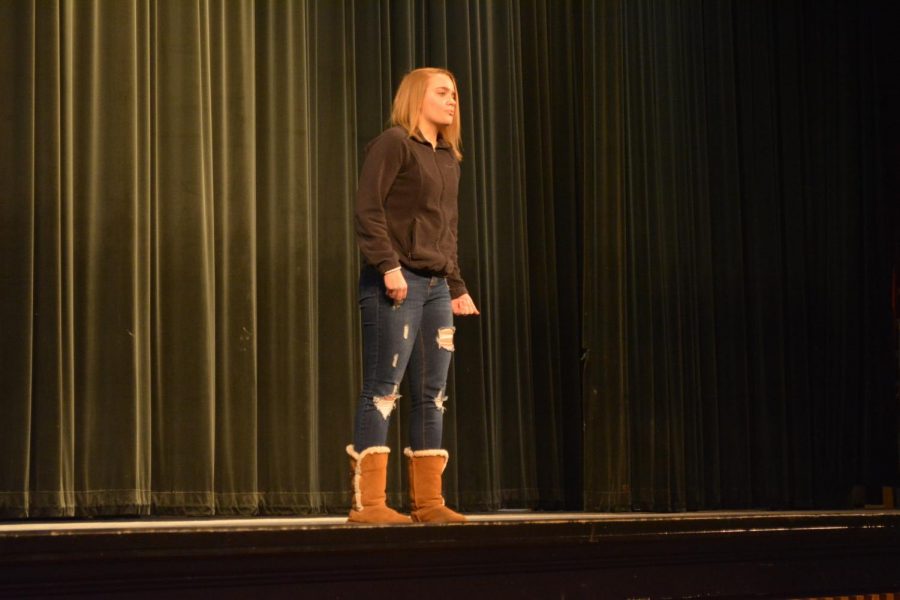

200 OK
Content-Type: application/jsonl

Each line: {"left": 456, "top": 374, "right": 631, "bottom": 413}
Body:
{"left": 445, "top": 197, "right": 469, "bottom": 299}
{"left": 354, "top": 132, "right": 406, "bottom": 274}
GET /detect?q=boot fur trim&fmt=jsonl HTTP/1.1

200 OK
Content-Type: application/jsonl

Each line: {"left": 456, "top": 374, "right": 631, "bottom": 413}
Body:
{"left": 403, "top": 447, "right": 448, "bottom": 459}
{"left": 347, "top": 444, "right": 391, "bottom": 510}
{"left": 403, "top": 447, "right": 449, "bottom": 475}
{"left": 347, "top": 444, "right": 391, "bottom": 460}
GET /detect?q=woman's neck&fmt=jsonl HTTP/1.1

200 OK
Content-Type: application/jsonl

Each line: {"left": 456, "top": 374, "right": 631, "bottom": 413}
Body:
{"left": 417, "top": 120, "right": 439, "bottom": 149}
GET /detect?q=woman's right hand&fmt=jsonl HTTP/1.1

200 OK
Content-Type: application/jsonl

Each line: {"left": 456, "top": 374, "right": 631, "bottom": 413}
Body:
{"left": 384, "top": 269, "right": 408, "bottom": 305}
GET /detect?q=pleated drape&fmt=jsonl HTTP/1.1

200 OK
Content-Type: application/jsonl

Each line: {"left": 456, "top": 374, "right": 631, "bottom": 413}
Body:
{"left": 1, "top": 0, "right": 895, "bottom": 519}
{"left": 0, "top": 0, "right": 575, "bottom": 518}
{"left": 581, "top": 0, "right": 897, "bottom": 511}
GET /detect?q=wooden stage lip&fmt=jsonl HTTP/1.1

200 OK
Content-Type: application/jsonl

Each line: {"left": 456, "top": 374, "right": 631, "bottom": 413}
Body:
{"left": 2, "top": 510, "right": 899, "bottom": 598}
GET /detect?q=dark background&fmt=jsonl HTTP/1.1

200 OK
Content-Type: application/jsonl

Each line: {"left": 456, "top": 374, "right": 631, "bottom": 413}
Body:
{"left": 0, "top": 0, "right": 897, "bottom": 519}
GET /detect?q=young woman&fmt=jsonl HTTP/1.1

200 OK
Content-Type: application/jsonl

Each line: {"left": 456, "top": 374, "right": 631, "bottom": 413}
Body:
{"left": 346, "top": 67, "right": 479, "bottom": 524}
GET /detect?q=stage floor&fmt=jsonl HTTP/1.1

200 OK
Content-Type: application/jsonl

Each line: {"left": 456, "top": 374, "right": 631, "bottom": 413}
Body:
{"left": 2, "top": 508, "right": 899, "bottom": 532}
{"left": 2, "top": 510, "right": 899, "bottom": 598}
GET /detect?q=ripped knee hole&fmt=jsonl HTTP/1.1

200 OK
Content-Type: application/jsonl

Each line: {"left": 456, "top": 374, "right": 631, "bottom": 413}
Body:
{"left": 372, "top": 390, "right": 400, "bottom": 420}
{"left": 436, "top": 326, "right": 455, "bottom": 352}
{"left": 433, "top": 390, "right": 448, "bottom": 414}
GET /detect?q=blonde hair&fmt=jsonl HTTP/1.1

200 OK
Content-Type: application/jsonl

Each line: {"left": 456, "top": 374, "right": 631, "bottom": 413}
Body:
{"left": 391, "top": 67, "right": 462, "bottom": 161}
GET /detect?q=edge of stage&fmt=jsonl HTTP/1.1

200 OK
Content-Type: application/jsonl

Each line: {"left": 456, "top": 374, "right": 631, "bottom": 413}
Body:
{"left": 2, "top": 510, "right": 899, "bottom": 598}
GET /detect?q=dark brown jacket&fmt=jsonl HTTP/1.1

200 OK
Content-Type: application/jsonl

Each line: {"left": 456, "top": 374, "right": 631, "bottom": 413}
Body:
{"left": 354, "top": 126, "right": 468, "bottom": 299}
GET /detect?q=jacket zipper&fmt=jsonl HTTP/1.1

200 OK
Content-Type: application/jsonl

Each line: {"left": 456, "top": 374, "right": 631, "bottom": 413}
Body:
{"left": 433, "top": 150, "right": 446, "bottom": 249}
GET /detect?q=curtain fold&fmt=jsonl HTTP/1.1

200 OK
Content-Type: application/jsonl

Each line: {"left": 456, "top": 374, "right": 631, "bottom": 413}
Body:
{"left": 580, "top": 0, "right": 630, "bottom": 512}
{"left": 255, "top": 0, "right": 324, "bottom": 514}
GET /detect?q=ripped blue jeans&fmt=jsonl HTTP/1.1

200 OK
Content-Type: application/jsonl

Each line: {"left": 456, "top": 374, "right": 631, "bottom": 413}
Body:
{"left": 353, "top": 265, "right": 454, "bottom": 452}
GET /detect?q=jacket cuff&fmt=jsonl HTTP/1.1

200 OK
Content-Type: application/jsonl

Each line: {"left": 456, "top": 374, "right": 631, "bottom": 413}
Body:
{"left": 377, "top": 258, "right": 402, "bottom": 274}
{"left": 448, "top": 280, "right": 468, "bottom": 300}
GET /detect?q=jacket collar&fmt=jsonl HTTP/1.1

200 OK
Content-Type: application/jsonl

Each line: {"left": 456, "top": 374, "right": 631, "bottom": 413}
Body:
{"left": 409, "top": 128, "right": 451, "bottom": 149}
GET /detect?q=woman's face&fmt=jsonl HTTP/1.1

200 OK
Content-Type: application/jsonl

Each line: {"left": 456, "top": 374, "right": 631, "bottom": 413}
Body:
{"left": 419, "top": 73, "right": 457, "bottom": 128}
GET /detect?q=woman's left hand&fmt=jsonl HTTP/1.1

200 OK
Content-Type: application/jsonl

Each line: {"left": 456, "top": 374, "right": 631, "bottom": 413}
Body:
{"left": 451, "top": 293, "right": 480, "bottom": 316}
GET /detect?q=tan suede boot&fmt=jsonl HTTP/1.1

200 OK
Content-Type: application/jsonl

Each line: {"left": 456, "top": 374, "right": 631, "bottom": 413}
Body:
{"left": 404, "top": 447, "right": 467, "bottom": 523}
{"left": 346, "top": 445, "right": 411, "bottom": 524}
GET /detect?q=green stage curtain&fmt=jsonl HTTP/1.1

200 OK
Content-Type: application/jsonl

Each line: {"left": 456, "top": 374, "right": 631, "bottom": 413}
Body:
{"left": 0, "top": 0, "right": 895, "bottom": 519}
{"left": 581, "top": 0, "right": 897, "bottom": 511}
{"left": 0, "top": 0, "right": 577, "bottom": 518}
